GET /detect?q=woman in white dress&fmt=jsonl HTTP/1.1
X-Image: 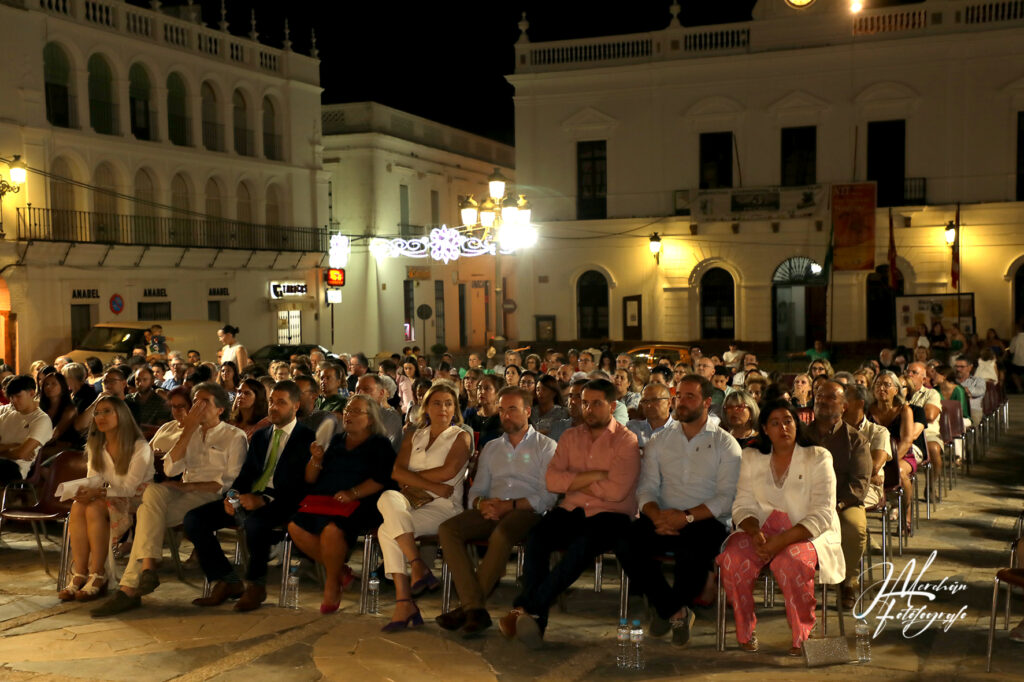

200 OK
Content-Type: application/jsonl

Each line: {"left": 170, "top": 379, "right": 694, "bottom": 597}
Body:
{"left": 377, "top": 383, "right": 472, "bottom": 632}
{"left": 59, "top": 396, "right": 153, "bottom": 602}
{"left": 217, "top": 325, "right": 249, "bottom": 373}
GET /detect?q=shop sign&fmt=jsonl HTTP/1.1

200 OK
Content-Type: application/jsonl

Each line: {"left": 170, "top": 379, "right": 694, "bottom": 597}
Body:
{"left": 270, "top": 281, "right": 308, "bottom": 299}
{"left": 72, "top": 288, "right": 100, "bottom": 299}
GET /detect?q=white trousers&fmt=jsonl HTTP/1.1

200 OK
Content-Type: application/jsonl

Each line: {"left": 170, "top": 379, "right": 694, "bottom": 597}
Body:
{"left": 376, "top": 490, "right": 459, "bottom": 578}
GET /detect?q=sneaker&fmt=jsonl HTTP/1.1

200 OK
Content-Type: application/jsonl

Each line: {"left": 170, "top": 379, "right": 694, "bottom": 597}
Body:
{"left": 671, "top": 607, "right": 696, "bottom": 647}
{"left": 515, "top": 611, "right": 543, "bottom": 649}
{"left": 649, "top": 609, "right": 671, "bottom": 638}
{"left": 90, "top": 590, "right": 141, "bottom": 618}
{"left": 1009, "top": 623, "right": 1024, "bottom": 643}
{"left": 498, "top": 607, "right": 523, "bottom": 639}
{"left": 137, "top": 569, "right": 160, "bottom": 596}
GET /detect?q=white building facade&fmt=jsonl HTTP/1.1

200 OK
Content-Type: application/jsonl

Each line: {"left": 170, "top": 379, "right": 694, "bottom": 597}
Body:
{"left": 506, "top": 0, "right": 1024, "bottom": 353}
{"left": 0, "top": 0, "right": 329, "bottom": 370}
{"left": 321, "top": 103, "right": 515, "bottom": 355}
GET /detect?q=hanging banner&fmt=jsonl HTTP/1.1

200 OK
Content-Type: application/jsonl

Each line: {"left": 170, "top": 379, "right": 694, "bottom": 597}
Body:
{"left": 831, "top": 183, "right": 876, "bottom": 271}
{"left": 694, "top": 185, "right": 827, "bottom": 221}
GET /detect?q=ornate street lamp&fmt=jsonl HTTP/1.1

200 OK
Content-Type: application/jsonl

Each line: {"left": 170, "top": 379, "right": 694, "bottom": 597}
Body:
{"left": 0, "top": 155, "right": 27, "bottom": 239}
{"left": 649, "top": 232, "right": 663, "bottom": 265}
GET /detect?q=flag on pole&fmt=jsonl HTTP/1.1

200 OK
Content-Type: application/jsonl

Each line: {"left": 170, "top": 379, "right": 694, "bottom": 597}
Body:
{"left": 951, "top": 203, "right": 960, "bottom": 290}
{"left": 887, "top": 207, "right": 898, "bottom": 289}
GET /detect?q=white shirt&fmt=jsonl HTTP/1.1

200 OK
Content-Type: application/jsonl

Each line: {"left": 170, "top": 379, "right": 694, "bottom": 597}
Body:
{"left": 0, "top": 407, "right": 54, "bottom": 478}
{"left": 150, "top": 420, "right": 185, "bottom": 455}
{"left": 1010, "top": 333, "right": 1024, "bottom": 365}
{"left": 467, "top": 426, "right": 557, "bottom": 514}
{"left": 854, "top": 415, "right": 892, "bottom": 508}
{"left": 87, "top": 439, "right": 154, "bottom": 498}
{"left": 908, "top": 386, "right": 942, "bottom": 441}
{"left": 221, "top": 342, "right": 245, "bottom": 365}
{"left": 163, "top": 420, "right": 248, "bottom": 493}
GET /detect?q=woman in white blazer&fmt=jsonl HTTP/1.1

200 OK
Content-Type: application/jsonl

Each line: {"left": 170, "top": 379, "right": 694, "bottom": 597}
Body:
{"left": 716, "top": 399, "right": 844, "bottom": 656}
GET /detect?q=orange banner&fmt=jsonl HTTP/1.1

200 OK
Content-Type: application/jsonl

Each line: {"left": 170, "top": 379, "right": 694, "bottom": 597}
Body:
{"left": 831, "top": 183, "right": 876, "bottom": 271}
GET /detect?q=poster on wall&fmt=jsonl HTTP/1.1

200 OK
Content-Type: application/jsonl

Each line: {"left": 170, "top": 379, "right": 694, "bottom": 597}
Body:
{"left": 894, "top": 293, "right": 976, "bottom": 347}
{"left": 831, "top": 183, "right": 876, "bottom": 271}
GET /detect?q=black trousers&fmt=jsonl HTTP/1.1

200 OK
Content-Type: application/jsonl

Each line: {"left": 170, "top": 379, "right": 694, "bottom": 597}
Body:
{"left": 183, "top": 498, "right": 292, "bottom": 583}
{"left": 513, "top": 507, "right": 631, "bottom": 630}
{"left": 615, "top": 514, "right": 728, "bottom": 619}
{"left": 0, "top": 458, "right": 22, "bottom": 485}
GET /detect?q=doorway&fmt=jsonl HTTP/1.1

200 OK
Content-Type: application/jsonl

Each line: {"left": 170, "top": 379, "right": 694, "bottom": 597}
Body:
{"left": 577, "top": 270, "right": 609, "bottom": 340}
{"left": 772, "top": 257, "right": 826, "bottom": 354}
{"left": 700, "top": 268, "right": 735, "bottom": 339}
{"left": 866, "top": 265, "right": 905, "bottom": 342}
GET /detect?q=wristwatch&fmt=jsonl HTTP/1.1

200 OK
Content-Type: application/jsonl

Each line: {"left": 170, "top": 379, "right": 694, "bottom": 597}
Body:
{"left": 684, "top": 509, "right": 695, "bottom": 524}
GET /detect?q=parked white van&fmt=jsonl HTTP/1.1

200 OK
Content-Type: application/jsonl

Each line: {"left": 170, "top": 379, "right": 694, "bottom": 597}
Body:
{"left": 65, "top": 321, "right": 223, "bottom": 367}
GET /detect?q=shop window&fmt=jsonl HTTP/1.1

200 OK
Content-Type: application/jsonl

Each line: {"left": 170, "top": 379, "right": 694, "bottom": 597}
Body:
{"left": 138, "top": 302, "right": 171, "bottom": 320}
{"left": 208, "top": 300, "right": 222, "bottom": 322}
{"left": 277, "top": 310, "right": 301, "bottom": 344}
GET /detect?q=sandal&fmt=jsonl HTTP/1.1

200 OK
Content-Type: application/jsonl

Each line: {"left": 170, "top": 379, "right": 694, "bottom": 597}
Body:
{"left": 58, "top": 572, "right": 87, "bottom": 601}
{"left": 409, "top": 557, "right": 440, "bottom": 596}
{"left": 75, "top": 573, "right": 109, "bottom": 602}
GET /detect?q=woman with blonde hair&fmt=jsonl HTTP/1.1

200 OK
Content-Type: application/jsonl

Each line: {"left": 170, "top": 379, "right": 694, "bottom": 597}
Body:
{"left": 376, "top": 383, "right": 472, "bottom": 632}
{"left": 59, "top": 396, "right": 153, "bottom": 602}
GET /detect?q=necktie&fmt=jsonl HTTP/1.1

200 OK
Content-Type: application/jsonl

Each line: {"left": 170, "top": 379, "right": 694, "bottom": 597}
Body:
{"left": 253, "top": 428, "right": 283, "bottom": 492}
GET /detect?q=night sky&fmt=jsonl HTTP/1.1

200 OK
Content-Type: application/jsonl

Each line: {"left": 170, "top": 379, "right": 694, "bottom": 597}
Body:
{"left": 171, "top": 0, "right": 914, "bottom": 145}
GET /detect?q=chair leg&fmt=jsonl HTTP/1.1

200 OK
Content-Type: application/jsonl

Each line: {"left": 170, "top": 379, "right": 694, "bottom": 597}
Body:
{"left": 836, "top": 583, "right": 845, "bottom": 636}
{"left": 619, "top": 569, "right": 629, "bottom": 623}
{"left": 359, "top": 534, "right": 375, "bottom": 615}
{"left": 925, "top": 467, "right": 932, "bottom": 519}
{"left": 30, "top": 521, "right": 52, "bottom": 578}
{"left": 897, "top": 492, "right": 904, "bottom": 556}
{"left": 165, "top": 528, "right": 186, "bottom": 580}
{"left": 441, "top": 559, "right": 452, "bottom": 613}
{"left": 988, "top": 576, "right": 1000, "bottom": 673}
{"left": 1005, "top": 582, "right": 1013, "bottom": 630}
{"left": 716, "top": 565, "right": 726, "bottom": 652}
{"left": 594, "top": 554, "right": 603, "bottom": 593}
{"left": 516, "top": 544, "right": 524, "bottom": 580}
{"left": 277, "top": 536, "right": 293, "bottom": 608}
{"left": 57, "top": 519, "right": 71, "bottom": 589}
{"left": 821, "top": 582, "right": 828, "bottom": 637}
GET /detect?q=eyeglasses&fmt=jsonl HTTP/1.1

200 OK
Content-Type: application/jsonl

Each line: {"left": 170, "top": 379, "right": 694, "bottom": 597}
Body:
{"left": 639, "top": 398, "right": 669, "bottom": 405}
{"left": 725, "top": 404, "right": 750, "bottom": 411}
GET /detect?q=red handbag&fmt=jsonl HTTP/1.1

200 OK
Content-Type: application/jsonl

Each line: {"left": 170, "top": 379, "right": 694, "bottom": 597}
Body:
{"left": 297, "top": 495, "right": 360, "bottom": 517}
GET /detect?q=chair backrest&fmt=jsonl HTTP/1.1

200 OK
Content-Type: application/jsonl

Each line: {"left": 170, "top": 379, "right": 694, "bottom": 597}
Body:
{"left": 940, "top": 400, "right": 964, "bottom": 439}
{"left": 37, "top": 450, "right": 87, "bottom": 515}
{"left": 983, "top": 381, "right": 999, "bottom": 415}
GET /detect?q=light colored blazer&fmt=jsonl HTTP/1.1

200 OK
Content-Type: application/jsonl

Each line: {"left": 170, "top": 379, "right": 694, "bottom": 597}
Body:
{"left": 731, "top": 444, "right": 845, "bottom": 585}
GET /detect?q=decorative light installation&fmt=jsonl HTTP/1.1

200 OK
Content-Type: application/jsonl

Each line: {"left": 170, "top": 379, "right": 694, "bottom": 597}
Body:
{"left": 370, "top": 225, "right": 521, "bottom": 264}
{"left": 328, "top": 234, "right": 350, "bottom": 268}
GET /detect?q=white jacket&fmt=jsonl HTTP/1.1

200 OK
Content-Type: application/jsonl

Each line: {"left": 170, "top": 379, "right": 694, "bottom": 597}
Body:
{"left": 731, "top": 444, "right": 845, "bottom": 585}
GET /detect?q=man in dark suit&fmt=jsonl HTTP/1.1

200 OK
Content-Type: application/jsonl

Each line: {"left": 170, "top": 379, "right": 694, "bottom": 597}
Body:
{"left": 184, "top": 380, "right": 315, "bottom": 611}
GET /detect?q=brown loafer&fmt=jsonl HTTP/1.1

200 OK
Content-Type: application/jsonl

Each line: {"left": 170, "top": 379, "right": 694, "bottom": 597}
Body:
{"left": 234, "top": 583, "right": 267, "bottom": 612}
{"left": 788, "top": 645, "right": 803, "bottom": 657}
{"left": 193, "top": 580, "right": 245, "bottom": 607}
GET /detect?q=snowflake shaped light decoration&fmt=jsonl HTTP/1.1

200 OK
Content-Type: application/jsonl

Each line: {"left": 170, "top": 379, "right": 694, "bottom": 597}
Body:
{"left": 429, "top": 225, "right": 463, "bottom": 263}
{"left": 370, "top": 224, "right": 506, "bottom": 263}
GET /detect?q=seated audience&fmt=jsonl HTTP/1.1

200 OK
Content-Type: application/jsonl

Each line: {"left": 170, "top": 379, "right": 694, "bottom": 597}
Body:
{"left": 127, "top": 366, "right": 171, "bottom": 427}
{"left": 612, "top": 368, "right": 641, "bottom": 414}
{"left": 228, "top": 377, "right": 272, "bottom": 439}
{"left": 39, "top": 372, "right": 80, "bottom": 447}
{"left": 0, "top": 376, "right": 54, "bottom": 484}
{"left": 294, "top": 375, "right": 339, "bottom": 450}
{"left": 625, "top": 382, "right": 675, "bottom": 450}
{"left": 355, "top": 374, "right": 403, "bottom": 453}
{"left": 717, "top": 400, "right": 844, "bottom": 656}
{"left": 530, "top": 375, "right": 567, "bottom": 437}
{"left": 59, "top": 396, "right": 153, "bottom": 602}
{"left": 217, "top": 361, "right": 240, "bottom": 403}
{"left": 868, "top": 371, "right": 923, "bottom": 535}
{"left": 464, "top": 374, "right": 505, "bottom": 451}
{"left": 723, "top": 390, "right": 760, "bottom": 448}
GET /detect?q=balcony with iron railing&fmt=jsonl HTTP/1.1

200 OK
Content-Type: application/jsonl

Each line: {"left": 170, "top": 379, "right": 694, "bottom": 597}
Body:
{"left": 234, "top": 127, "right": 255, "bottom": 157}
{"left": 263, "top": 132, "right": 282, "bottom": 161}
{"left": 202, "top": 120, "right": 224, "bottom": 152}
{"left": 16, "top": 207, "right": 326, "bottom": 253}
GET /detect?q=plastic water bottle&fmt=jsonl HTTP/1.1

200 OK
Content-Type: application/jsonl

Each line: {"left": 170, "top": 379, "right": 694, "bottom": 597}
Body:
{"left": 630, "top": 619, "right": 645, "bottom": 670}
{"left": 855, "top": 619, "right": 871, "bottom": 663}
{"left": 226, "top": 489, "right": 246, "bottom": 525}
{"left": 616, "top": 618, "right": 632, "bottom": 670}
{"left": 285, "top": 566, "right": 300, "bottom": 609}
{"left": 367, "top": 573, "right": 380, "bottom": 615}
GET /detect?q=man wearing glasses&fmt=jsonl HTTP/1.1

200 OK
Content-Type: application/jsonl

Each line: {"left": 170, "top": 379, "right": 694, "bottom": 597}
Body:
{"left": 616, "top": 374, "right": 741, "bottom": 647}
{"left": 626, "top": 383, "right": 675, "bottom": 450}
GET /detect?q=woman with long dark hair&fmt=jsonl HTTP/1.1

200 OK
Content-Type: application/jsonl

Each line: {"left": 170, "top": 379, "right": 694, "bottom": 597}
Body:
{"left": 531, "top": 375, "right": 567, "bottom": 436}
{"left": 227, "top": 378, "right": 271, "bottom": 439}
{"left": 59, "top": 396, "right": 152, "bottom": 602}
{"left": 217, "top": 361, "right": 240, "bottom": 403}
{"left": 40, "top": 372, "right": 79, "bottom": 446}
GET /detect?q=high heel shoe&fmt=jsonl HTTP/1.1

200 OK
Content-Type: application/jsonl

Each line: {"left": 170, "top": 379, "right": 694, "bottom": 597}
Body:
{"left": 320, "top": 570, "right": 347, "bottom": 614}
{"left": 381, "top": 599, "right": 424, "bottom": 632}
{"left": 58, "top": 572, "right": 87, "bottom": 601}
{"left": 409, "top": 558, "right": 440, "bottom": 596}
{"left": 340, "top": 564, "right": 355, "bottom": 590}
{"left": 75, "top": 573, "right": 108, "bottom": 602}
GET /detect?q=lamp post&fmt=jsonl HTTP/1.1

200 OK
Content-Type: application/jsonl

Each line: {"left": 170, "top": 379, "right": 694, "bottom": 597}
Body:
{"left": 0, "top": 155, "right": 27, "bottom": 239}
{"left": 461, "top": 167, "right": 535, "bottom": 344}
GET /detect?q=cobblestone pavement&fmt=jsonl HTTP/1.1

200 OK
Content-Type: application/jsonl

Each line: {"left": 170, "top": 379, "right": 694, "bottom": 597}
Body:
{"left": 1, "top": 400, "right": 1023, "bottom": 681}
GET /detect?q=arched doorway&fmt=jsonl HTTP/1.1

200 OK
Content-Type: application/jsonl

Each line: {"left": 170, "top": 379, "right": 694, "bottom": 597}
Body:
{"left": 700, "top": 268, "right": 735, "bottom": 339}
{"left": 1014, "top": 261, "right": 1024, "bottom": 329}
{"left": 0, "top": 276, "right": 12, "bottom": 369}
{"left": 577, "top": 270, "right": 609, "bottom": 340}
{"left": 866, "top": 265, "right": 904, "bottom": 342}
{"left": 772, "top": 256, "right": 826, "bottom": 354}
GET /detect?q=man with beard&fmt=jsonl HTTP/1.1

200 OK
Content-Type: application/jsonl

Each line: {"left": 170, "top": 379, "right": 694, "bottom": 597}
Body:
{"left": 435, "top": 387, "right": 557, "bottom": 637}
{"left": 128, "top": 366, "right": 171, "bottom": 426}
{"left": 615, "top": 374, "right": 741, "bottom": 646}
{"left": 546, "top": 378, "right": 588, "bottom": 441}
{"left": 809, "top": 380, "right": 872, "bottom": 609}
{"left": 499, "top": 379, "right": 640, "bottom": 648}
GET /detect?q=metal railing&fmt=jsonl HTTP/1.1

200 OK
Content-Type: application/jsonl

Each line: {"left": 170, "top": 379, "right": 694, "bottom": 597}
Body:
{"left": 876, "top": 177, "right": 927, "bottom": 207}
{"left": 16, "top": 207, "right": 326, "bottom": 253}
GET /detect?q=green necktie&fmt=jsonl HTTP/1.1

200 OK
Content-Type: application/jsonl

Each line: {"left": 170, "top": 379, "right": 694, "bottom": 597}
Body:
{"left": 253, "top": 428, "right": 283, "bottom": 493}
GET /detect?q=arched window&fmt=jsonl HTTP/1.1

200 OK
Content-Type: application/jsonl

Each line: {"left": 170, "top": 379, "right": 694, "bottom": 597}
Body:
{"left": 50, "top": 156, "right": 77, "bottom": 240}
{"left": 43, "top": 43, "right": 73, "bottom": 128}
{"left": 128, "top": 63, "right": 152, "bottom": 140}
{"left": 233, "top": 90, "right": 252, "bottom": 156}
{"left": 866, "top": 265, "right": 905, "bottom": 342}
{"left": 265, "top": 184, "right": 281, "bottom": 225}
{"left": 236, "top": 182, "right": 253, "bottom": 223}
{"left": 772, "top": 256, "right": 826, "bottom": 353}
{"left": 700, "top": 268, "right": 735, "bottom": 339}
{"left": 577, "top": 270, "right": 609, "bottom": 339}
{"left": 87, "top": 54, "right": 116, "bottom": 135}
{"left": 133, "top": 168, "right": 156, "bottom": 242}
{"left": 171, "top": 173, "right": 192, "bottom": 245}
{"left": 262, "top": 96, "right": 280, "bottom": 160}
{"left": 205, "top": 177, "right": 223, "bottom": 220}
{"left": 93, "top": 163, "right": 118, "bottom": 242}
{"left": 201, "top": 82, "right": 221, "bottom": 151}
{"left": 166, "top": 72, "right": 189, "bottom": 146}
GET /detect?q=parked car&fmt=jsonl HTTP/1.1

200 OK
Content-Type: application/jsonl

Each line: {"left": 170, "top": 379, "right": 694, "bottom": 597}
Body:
{"left": 249, "top": 344, "right": 336, "bottom": 364}
{"left": 66, "top": 320, "right": 222, "bottom": 366}
{"left": 625, "top": 344, "right": 691, "bottom": 368}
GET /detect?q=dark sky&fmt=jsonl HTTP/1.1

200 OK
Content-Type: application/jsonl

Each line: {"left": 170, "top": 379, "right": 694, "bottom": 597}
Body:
{"left": 172, "top": 0, "right": 911, "bottom": 145}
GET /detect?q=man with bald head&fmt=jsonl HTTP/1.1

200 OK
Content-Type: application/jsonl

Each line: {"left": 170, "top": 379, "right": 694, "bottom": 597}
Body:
{"left": 810, "top": 380, "right": 872, "bottom": 609}
{"left": 356, "top": 373, "right": 403, "bottom": 451}
{"left": 905, "top": 361, "right": 944, "bottom": 495}
{"left": 626, "top": 383, "right": 674, "bottom": 451}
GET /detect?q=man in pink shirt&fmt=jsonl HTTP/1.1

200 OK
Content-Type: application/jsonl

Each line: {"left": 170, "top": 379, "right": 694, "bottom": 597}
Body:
{"left": 498, "top": 379, "right": 640, "bottom": 648}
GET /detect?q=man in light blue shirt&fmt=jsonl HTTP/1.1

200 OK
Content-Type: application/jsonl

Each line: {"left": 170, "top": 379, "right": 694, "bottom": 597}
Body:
{"left": 615, "top": 374, "right": 741, "bottom": 646}
{"left": 626, "top": 383, "right": 675, "bottom": 450}
{"left": 437, "top": 386, "right": 557, "bottom": 637}
{"left": 954, "top": 357, "right": 985, "bottom": 425}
